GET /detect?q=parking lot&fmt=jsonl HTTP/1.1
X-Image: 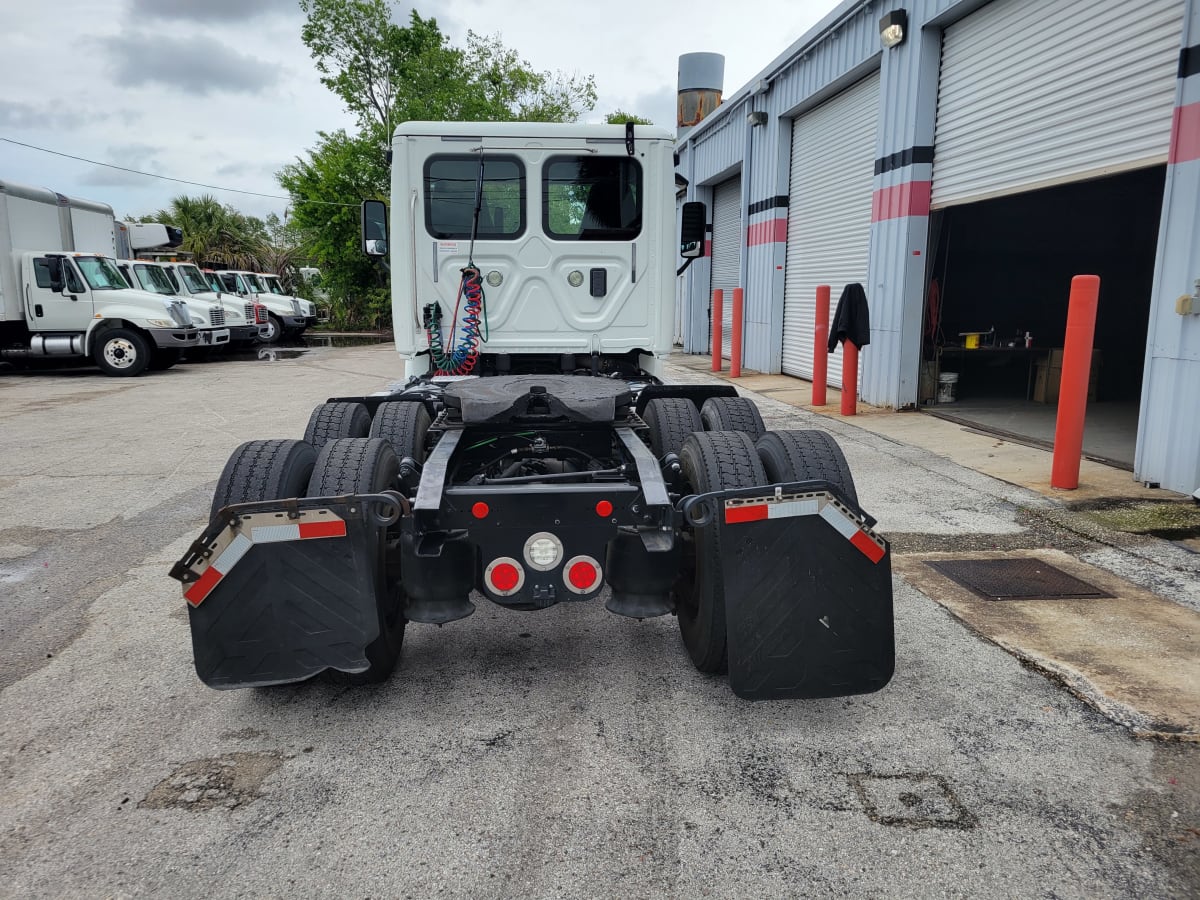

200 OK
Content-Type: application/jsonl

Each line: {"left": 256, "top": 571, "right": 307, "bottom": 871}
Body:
{"left": 1, "top": 343, "right": 1197, "bottom": 898}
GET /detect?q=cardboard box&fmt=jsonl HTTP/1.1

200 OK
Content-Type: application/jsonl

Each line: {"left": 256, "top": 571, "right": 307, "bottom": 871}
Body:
{"left": 1033, "top": 349, "right": 1101, "bottom": 403}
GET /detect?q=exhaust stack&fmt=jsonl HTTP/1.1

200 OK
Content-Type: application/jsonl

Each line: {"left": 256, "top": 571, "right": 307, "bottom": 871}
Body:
{"left": 677, "top": 52, "right": 725, "bottom": 134}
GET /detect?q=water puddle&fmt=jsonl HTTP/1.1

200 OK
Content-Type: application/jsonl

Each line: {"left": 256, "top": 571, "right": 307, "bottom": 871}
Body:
{"left": 214, "top": 333, "right": 391, "bottom": 363}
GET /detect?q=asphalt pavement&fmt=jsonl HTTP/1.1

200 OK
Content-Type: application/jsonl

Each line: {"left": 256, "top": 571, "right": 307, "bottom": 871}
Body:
{"left": 1, "top": 343, "right": 1196, "bottom": 898}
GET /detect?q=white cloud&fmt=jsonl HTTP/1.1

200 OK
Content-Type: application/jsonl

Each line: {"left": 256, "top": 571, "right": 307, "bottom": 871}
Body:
{"left": 0, "top": 0, "right": 835, "bottom": 224}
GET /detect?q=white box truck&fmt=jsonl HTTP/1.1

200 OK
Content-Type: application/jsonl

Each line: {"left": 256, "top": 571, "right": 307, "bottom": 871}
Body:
{"left": 1, "top": 179, "right": 199, "bottom": 375}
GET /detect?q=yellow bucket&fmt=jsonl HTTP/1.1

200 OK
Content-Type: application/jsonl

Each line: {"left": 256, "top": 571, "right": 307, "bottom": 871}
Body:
{"left": 964, "top": 333, "right": 981, "bottom": 349}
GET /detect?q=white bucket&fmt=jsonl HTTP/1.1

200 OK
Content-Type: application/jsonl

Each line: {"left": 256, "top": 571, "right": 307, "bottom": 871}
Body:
{"left": 936, "top": 371, "right": 959, "bottom": 403}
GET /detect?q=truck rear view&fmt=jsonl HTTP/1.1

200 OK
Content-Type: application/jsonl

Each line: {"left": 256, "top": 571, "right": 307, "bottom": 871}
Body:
{"left": 170, "top": 122, "right": 894, "bottom": 700}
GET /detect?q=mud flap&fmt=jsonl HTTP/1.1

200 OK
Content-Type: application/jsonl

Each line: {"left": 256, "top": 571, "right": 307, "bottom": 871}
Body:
{"left": 684, "top": 482, "right": 894, "bottom": 700}
{"left": 169, "top": 494, "right": 403, "bottom": 689}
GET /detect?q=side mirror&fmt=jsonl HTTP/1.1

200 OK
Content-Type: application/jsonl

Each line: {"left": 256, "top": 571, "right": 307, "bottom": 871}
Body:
{"left": 46, "top": 257, "right": 65, "bottom": 293}
{"left": 361, "top": 199, "right": 389, "bottom": 256}
{"left": 680, "top": 201, "right": 706, "bottom": 259}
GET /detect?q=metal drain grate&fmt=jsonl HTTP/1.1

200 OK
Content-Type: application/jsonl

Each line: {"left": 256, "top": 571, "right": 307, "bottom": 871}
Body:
{"left": 925, "top": 558, "right": 1112, "bottom": 601}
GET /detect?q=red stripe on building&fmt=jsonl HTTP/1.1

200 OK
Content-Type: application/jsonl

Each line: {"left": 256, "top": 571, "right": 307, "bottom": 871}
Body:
{"left": 746, "top": 216, "right": 788, "bottom": 246}
{"left": 1168, "top": 101, "right": 1200, "bottom": 165}
{"left": 725, "top": 504, "right": 769, "bottom": 524}
{"left": 849, "top": 530, "right": 885, "bottom": 564}
{"left": 871, "top": 180, "right": 932, "bottom": 222}
{"left": 704, "top": 238, "right": 712, "bottom": 257}
{"left": 298, "top": 519, "right": 348, "bottom": 539}
{"left": 185, "top": 566, "right": 223, "bottom": 607}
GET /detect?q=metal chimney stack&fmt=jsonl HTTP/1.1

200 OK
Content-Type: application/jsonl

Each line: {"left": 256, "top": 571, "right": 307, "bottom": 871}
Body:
{"left": 677, "top": 52, "right": 724, "bottom": 135}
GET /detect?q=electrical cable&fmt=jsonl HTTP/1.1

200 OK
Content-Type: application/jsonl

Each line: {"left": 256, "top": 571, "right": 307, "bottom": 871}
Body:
{"left": 0, "top": 136, "right": 360, "bottom": 207}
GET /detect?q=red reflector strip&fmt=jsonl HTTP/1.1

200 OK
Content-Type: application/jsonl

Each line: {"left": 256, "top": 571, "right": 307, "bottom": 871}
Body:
{"left": 725, "top": 503, "right": 768, "bottom": 524}
{"left": 298, "top": 519, "right": 348, "bottom": 539}
{"left": 850, "top": 530, "right": 886, "bottom": 563}
{"left": 184, "top": 566, "right": 222, "bottom": 607}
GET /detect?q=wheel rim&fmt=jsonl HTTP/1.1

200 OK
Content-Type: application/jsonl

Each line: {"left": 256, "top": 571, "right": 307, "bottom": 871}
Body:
{"left": 265, "top": 318, "right": 279, "bottom": 340}
{"left": 103, "top": 338, "right": 139, "bottom": 369}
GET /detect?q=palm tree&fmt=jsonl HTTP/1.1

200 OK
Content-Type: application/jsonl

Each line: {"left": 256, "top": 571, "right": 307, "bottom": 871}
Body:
{"left": 151, "top": 195, "right": 266, "bottom": 269}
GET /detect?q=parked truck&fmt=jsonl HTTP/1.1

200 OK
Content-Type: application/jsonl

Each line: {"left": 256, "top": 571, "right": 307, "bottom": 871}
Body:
{"left": 259, "top": 273, "right": 317, "bottom": 332}
{"left": 154, "top": 261, "right": 269, "bottom": 346}
{"left": 210, "top": 269, "right": 308, "bottom": 343}
{"left": 116, "top": 259, "right": 230, "bottom": 356}
{"left": 170, "top": 122, "right": 894, "bottom": 700}
{"left": 1, "top": 179, "right": 199, "bottom": 375}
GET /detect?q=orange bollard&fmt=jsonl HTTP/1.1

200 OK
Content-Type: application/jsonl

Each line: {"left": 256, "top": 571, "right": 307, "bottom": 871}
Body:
{"left": 731, "top": 288, "right": 743, "bottom": 378}
{"left": 840, "top": 340, "right": 858, "bottom": 416}
{"left": 711, "top": 288, "right": 723, "bottom": 371}
{"left": 813, "top": 284, "right": 830, "bottom": 406}
{"left": 1051, "top": 275, "right": 1101, "bottom": 489}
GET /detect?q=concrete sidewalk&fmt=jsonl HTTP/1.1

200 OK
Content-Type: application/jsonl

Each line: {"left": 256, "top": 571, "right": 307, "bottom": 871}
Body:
{"left": 666, "top": 352, "right": 1200, "bottom": 742}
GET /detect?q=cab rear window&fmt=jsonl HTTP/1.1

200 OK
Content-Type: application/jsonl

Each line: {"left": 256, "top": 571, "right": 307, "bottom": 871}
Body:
{"left": 424, "top": 155, "right": 525, "bottom": 240}
{"left": 543, "top": 156, "right": 642, "bottom": 241}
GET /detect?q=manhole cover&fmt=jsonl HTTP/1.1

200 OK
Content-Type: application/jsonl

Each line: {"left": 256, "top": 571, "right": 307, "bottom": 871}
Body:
{"left": 925, "top": 558, "right": 1112, "bottom": 601}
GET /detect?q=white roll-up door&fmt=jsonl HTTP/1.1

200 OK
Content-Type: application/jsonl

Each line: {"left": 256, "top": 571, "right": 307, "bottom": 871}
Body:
{"left": 710, "top": 176, "right": 741, "bottom": 358}
{"left": 932, "top": 0, "right": 1183, "bottom": 208}
{"left": 782, "top": 73, "right": 880, "bottom": 385}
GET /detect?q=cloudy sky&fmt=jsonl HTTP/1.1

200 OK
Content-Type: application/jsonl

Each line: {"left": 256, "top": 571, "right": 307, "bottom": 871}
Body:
{"left": 0, "top": 0, "right": 836, "bottom": 224}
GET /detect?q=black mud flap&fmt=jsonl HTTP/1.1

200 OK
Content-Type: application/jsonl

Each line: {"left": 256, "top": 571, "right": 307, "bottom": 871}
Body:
{"left": 168, "top": 493, "right": 404, "bottom": 689}
{"left": 683, "top": 482, "right": 894, "bottom": 700}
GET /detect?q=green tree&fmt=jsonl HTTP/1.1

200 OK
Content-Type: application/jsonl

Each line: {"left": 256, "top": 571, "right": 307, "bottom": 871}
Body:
{"left": 277, "top": 130, "right": 390, "bottom": 330}
{"left": 140, "top": 195, "right": 266, "bottom": 269}
{"left": 605, "top": 110, "right": 654, "bottom": 125}
{"left": 285, "top": 3, "right": 599, "bottom": 329}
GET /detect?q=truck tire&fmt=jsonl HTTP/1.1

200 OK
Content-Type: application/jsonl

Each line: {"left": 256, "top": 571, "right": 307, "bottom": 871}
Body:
{"left": 209, "top": 438, "right": 317, "bottom": 521}
{"left": 92, "top": 327, "right": 151, "bottom": 377}
{"left": 304, "top": 401, "right": 371, "bottom": 451}
{"left": 308, "top": 438, "right": 404, "bottom": 684}
{"left": 369, "top": 401, "right": 431, "bottom": 463}
{"left": 755, "top": 430, "right": 859, "bottom": 507}
{"left": 700, "top": 396, "right": 766, "bottom": 441}
{"left": 261, "top": 314, "right": 284, "bottom": 344}
{"left": 643, "top": 397, "right": 703, "bottom": 459}
{"left": 148, "top": 348, "right": 182, "bottom": 371}
{"left": 676, "top": 431, "right": 767, "bottom": 673}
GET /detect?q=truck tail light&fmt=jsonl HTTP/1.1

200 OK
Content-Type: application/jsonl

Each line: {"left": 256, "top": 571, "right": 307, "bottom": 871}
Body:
{"left": 563, "top": 555, "right": 602, "bottom": 594}
{"left": 484, "top": 557, "right": 524, "bottom": 596}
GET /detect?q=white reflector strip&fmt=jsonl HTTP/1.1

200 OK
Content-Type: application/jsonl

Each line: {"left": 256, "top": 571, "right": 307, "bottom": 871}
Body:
{"left": 212, "top": 532, "right": 253, "bottom": 573}
{"left": 768, "top": 498, "right": 820, "bottom": 519}
{"left": 251, "top": 523, "right": 302, "bottom": 543}
{"left": 819, "top": 504, "right": 859, "bottom": 540}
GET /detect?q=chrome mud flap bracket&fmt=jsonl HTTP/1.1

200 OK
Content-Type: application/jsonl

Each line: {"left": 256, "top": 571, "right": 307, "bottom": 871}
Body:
{"left": 168, "top": 492, "right": 405, "bottom": 689}
{"left": 681, "top": 482, "right": 895, "bottom": 701}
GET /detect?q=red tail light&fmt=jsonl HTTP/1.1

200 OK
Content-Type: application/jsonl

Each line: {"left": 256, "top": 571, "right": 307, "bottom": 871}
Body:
{"left": 563, "top": 555, "right": 601, "bottom": 594}
{"left": 484, "top": 557, "right": 524, "bottom": 596}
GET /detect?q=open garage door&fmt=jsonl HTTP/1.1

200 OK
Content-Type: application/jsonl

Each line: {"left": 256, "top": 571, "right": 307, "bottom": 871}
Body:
{"left": 782, "top": 72, "right": 880, "bottom": 385}
{"left": 924, "top": 0, "right": 1183, "bottom": 468}
{"left": 710, "top": 176, "right": 741, "bottom": 359}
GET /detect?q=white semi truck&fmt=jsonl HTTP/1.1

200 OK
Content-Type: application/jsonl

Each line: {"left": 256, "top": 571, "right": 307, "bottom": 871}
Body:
{"left": 1, "top": 179, "right": 200, "bottom": 375}
{"left": 171, "top": 122, "right": 894, "bottom": 700}
{"left": 156, "top": 261, "right": 268, "bottom": 346}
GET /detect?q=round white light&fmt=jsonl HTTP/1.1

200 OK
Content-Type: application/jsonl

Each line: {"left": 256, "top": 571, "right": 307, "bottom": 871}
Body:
{"left": 486, "top": 270, "right": 503, "bottom": 287}
{"left": 523, "top": 531, "right": 563, "bottom": 571}
{"left": 567, "top": 270, "right": 584, "bottom": 288}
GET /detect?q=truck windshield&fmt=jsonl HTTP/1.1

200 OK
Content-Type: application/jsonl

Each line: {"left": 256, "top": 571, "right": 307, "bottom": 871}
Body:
{"left": 133, "top": 264, "right": 176, "bottom": 295}
{"left": 76, "top": 256, "right": 133, "bottom": 291}
{"left": 178, "top": 265, "right": 213, "bottom": 294}
{"left": 242, "top": 274, "right": 265, "bottom": 293}
{"left": 262, "top": 276, "right": 286, "bottom": 295}
{"left": 543, "top": 156, "right": 642, "bottom": 241}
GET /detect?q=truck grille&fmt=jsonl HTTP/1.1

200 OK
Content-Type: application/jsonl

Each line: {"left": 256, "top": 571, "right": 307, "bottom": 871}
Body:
{"left": 291, "top": 298, "right": 302, "bottom": 316}
{"left": 209, "top": 307, "right": 226, "bottom": 327}
{"left": 245, "top": 303, "right": 256, "bottom": 322}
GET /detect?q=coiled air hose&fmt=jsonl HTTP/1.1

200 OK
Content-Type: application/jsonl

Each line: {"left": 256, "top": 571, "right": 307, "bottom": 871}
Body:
{"left": 425, "top": 265, "right": 489, "bottom": 375}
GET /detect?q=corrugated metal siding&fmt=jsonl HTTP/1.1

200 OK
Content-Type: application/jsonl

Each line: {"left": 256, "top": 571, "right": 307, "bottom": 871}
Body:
{"left": 710, "top": 177, "right": 742, "bottom": 358}
{"left": 932, "top": 0, "right": 1184, "bottom": 206}
{"left": 781, "top": 73, "right": 880, "bottom": 385}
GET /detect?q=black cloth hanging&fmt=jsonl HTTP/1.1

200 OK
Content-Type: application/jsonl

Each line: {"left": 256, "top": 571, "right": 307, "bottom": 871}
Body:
{"left": 828, "top": 283, "right": 871, "bottom": 353}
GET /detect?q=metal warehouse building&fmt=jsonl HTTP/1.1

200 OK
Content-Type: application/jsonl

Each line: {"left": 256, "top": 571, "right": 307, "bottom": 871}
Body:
{"left": 674, "top": 0, "right": 1200, "bottom": 496}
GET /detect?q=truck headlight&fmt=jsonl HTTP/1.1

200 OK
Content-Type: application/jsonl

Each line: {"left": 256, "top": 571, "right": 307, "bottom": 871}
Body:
{"left": 191, "top": 315, "right": 205, "bottom": 326}
{"left": 146, "top": 318, "right": 175, "bottom": 328}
